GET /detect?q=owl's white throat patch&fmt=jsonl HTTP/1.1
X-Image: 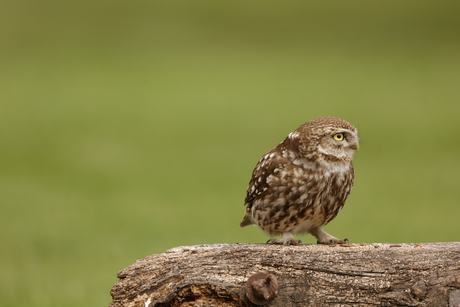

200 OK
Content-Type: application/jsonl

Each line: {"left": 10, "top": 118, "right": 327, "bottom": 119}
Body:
{"left": 317, "top": 144, "right": 349, "bottom": 159}
{"left": 322, "top": 161, "right": 350, "bottom": 174}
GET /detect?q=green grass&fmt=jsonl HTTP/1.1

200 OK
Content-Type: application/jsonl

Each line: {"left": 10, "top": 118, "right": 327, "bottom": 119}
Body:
{"left": 1, "top": 1, "right": 460, "bottom": 306}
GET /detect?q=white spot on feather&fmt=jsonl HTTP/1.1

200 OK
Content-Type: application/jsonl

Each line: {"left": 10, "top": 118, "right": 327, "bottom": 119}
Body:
{"left": 145, "top": 298, "right": 152, "bottom": 307}
{"left": 288, "top": 131, "right": 300, "bottom": 139}
{"left": 266, "top": 174, "right": 276, "bottom": 184}
{"left": 281, "top": 149, "right": 296, "bottom": 160}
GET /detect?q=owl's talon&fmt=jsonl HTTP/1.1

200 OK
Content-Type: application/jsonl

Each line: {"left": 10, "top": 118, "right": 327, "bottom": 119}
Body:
{"left": 285, "top": 239, "right": 302, "bottom": 246}
{"left": 266, "top": 238, "right": 302, "bottom": 245}
{"left": 316, "top": 236, "right": 349, "bottom": 245}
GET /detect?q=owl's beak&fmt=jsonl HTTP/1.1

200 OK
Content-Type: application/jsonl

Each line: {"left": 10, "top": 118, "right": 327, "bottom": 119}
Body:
{"left": 349, "top": 142, "right": 360, "bottom": 150}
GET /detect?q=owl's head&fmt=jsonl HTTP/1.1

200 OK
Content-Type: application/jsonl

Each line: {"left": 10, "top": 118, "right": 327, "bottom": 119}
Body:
{"left": 284, "top": 116, "right": 359, "bottom": 164}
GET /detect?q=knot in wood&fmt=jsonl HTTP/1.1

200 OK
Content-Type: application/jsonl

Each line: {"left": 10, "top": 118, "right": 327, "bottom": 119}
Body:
{"left": 245, "top": 272, "right": 278, "bottom": 305}
{"left": 411, "top": 280, "right": 427, "bottom": 299}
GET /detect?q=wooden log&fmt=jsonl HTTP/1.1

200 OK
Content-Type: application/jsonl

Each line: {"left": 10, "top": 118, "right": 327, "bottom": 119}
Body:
{"left": 109, "top": 242, "right": 460, "bottom": 307}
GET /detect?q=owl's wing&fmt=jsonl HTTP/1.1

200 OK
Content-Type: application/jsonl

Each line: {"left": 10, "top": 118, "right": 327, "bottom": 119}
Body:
{"left": 244, "top": 149, "right": 288, "bottom": 206}
{"left": 240, "top": 149, "right": 287, "bottom": 228}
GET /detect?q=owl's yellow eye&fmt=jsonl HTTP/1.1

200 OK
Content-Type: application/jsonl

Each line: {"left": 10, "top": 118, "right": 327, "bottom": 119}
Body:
{"left": 333, "top": 133, "right": 344, "bottom": 141}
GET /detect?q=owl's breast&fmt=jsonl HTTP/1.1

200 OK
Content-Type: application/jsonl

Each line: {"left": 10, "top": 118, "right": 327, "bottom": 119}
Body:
{"left": 252, "top": 161, "right": 354, "bottom": 234}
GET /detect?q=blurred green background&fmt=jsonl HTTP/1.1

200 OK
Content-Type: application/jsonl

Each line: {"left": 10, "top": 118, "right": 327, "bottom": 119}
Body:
{"left": 1, "top": 0, "right": 459, "bottom": 306}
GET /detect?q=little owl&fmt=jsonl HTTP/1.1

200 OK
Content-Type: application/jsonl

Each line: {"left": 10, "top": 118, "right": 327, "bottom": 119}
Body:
{"left": 240, "top": 116, "right": 359, "bottom": 245}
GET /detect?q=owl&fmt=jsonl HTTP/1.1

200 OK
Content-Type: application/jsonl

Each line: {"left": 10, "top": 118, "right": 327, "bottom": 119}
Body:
{"left": 240, "top": 116, "right": 359, "bottom": 245}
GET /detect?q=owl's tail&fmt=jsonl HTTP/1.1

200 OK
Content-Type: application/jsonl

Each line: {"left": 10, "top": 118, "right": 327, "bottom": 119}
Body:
{"left": 239, "top": 214, "right": 256, "bottom": 228}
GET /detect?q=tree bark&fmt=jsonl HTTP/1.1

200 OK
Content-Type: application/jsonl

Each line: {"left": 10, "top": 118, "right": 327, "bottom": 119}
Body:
{"left": 109, "top": 242, "right": 460, "bottom": 307}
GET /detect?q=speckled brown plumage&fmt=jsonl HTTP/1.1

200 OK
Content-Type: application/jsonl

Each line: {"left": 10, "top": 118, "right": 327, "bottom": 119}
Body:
{"left": 240, "top": 116, "right": 359, "bottom": 245}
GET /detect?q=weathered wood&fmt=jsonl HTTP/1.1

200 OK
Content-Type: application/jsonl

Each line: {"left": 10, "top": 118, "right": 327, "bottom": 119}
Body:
{"left": 110, "top": 242, "right": 460, "bottom": 307}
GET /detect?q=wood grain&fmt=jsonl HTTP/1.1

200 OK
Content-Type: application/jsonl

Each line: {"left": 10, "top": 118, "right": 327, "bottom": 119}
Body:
{"left": 110, "top": 242, "right": 460, "bottom": 307}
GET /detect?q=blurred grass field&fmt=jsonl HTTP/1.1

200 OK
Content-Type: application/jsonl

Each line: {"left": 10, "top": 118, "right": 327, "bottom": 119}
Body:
{"left": 1, "top": 1, "right": 460, "bottom": 306}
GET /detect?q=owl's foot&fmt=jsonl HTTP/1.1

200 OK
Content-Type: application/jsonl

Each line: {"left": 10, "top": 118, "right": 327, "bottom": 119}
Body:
{"left": 311, "top": 228, "right": 349, "bottom": 245}
{"left": 317, "top": 237, "right": 349, "bottom": 245}
{"left": 266, "top": 232, "right": 302, "bottom": 245}
{"left": 267, "top": 238, "right": 302, "bottom": 246}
